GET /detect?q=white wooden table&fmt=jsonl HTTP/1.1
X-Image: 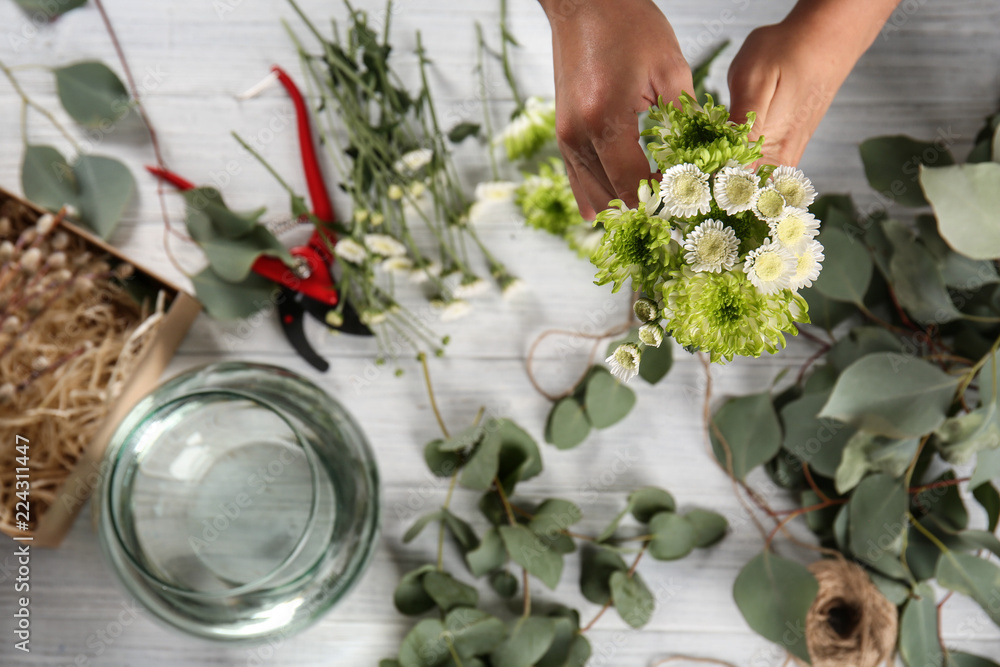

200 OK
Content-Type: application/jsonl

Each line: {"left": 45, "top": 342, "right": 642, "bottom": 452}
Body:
{"left": 2, "top": 1, "right": 1000, "bottom": 664}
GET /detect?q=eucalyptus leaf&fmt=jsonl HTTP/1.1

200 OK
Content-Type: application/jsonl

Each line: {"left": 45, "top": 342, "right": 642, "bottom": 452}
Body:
{"left": 439, "top": 424, "right": 486, "bottom": 452}
{"left": 422, "top": 571, "right": 478, "bottom": 612}
{"left": 811, "top": 226, "right": 873, "bottom": 306}
{"left": 935, "top": 403, "right": 1000, "bottom": 465}
{"left": 489, "top": 570, "right": 518, "bottom": 599}
{"left": 596, "top": 504, "right": 630, "bottom": 543}
{"left": 13, "top": 0, "right": 87, "bottom": 18}
{"left": 920, "top": 162, "right": 1000, "bottom": 260}
{"left": 826, "top": 327, "right": 903, "bottom": 373}
{"left": 498, "top": 524, "right": 563, "bottom": 590}
{"left": 952, "top": 653, "right": 1000, "bottom": 667}
{"left": 684, "top": 509, "right": 728, "bottom": 548}
{"left": 494, "top": 419, "right": 543, "bottom": 492}
{"left": 973, "top": 482, "right": 1000, "bottom": 532}
{"left": 529, "top": 499, "right": 583, "bottom": 538}
{"left": 883, "top": 218, "right": 960, "bottom": 324}
{"left": 190, "top": 267, "right": 276, "bottom": 320}
{"left": 55, "top": 61, "right": 130, "bottom": 128}
{"left": 490, "top": 617, "right": 556, "bottom": 667}
{"left": 801, "top": 285, "right": 855, "bottom": 332}
{"left": 780, "top": 390, "right": 854, "bottom": 479}
{"left": 638, "top": 338, "right": 673, "bottom": 384}
{"left": 584, "top": 366, "right": 636, "bottom": 429}
{"left": 536, "top": 617, "right": 581, "bottom": 667}
{"left": 580, "top": 545, "right": 627, "bottom": 605}
{"left": 21, "top": 144, "right": 77, "bottom": 213}
{"left": 834, "top": 431, "right": 919, "bottom": 494}
{"left": 848, "top": 474, "right": 907, "bottom": 571}
{"left": 446, "top": 607, "right": 507, "bottom": 659}
{"left": 860, "top": 135, "right": 954, "bottom": 206}
{"left": 447, "top": 122, "right": 480, "bottom": 143}
{"left": 545, "top": 397, "right": 591, "bottom": 450}
{"left": 609, "top": 570, "right": 655, "bottom": 628}
{"left": 899, "top": 583, "right": 944, "bottom": 667}
{"left": 398, "top": 619, "right": 448, "bottom": 667}
{"left": 460, "top": 427, "right": 501, "bottom": 491}
{"left": 710, "top": 391, "right": 782, "bottom": 480}
{"left": 971, "top": 447, "right": 1000, "bottom": 489}
{"left": 393, "top": 565, "right": 437, "bottom": 616}
{"left": 733, "top": 551, "right": 817, "bottom": 662}
{"left": 936, "top": 552, "right": 1000, "bottom": 627}
{"left": 629, "top": 487, "right": 676, "bottom": 523}
{"left": 466, "top": 527, "right": 505, "bottom": 577}
{"left": 424, "top": 439, "right": 461, "bottom": 477}
{"left": 868, "top": 571, "right": 910, "bottom": 606}
{"left": 820, "top": 353, "right": 960, "bottom": 439}
{"left": 191, "top": 221, "right": 291, "bottom": 282}
{"left": 648, "top": 511, "right": 696, "bottom": 561}
{"left": 403, "top": 510, "right": 443, "bottom": 544}
{"left": 181, "top": 187, "right": 263, "bottom": 239}
{"left": 441, "top": 509, "right": 478, "bottom": 553}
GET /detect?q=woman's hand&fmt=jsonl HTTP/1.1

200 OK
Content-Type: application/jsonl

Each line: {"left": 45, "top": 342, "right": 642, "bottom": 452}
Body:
{"left": 540, "top": 0, "right": 693, "bottom": 218}
{"left": 727, "top": 0, "right": 901, "bottom": 166}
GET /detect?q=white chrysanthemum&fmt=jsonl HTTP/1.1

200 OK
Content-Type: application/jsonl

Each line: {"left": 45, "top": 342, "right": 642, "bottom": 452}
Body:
{"left": 394, "top": 148, "right": 433, "bottom": 173}
{"left": 638, "top": 323, "right": 664, "bottom": 348}
{"left": 682, "top": 220, "right": 739, "bottom": 273}
{"left": 768, "top": 208, "right": 820, "bottom": 252}
{"left": 495, "top": 97, "right": 556, "bottom": 159}
{"left": 334, "top": 238, "right": 367, "bottom": 265}
{"left": 752, "top": 186, "right": 788, "bottom": 222}
{"left": 380, "top": 257, "right": 414, "bottom": 274}
{"left": 409, "top": 260, "right": 442, "bottom": 284}
{"left": 713, "top": 166, "right": 758, "bottom": 214}
{"left": 770, "top": 165, "right": 816, "bottom": 209}
{"left": 637, "top": 179, "right": 661, "bottom": 211}
{"left": 660, "top": 163, "right": 711, "bottom": 218}
{"left": 453, "top": 275, "right": 490, "bottom": 298}
{"left": 364, "top": 233, "right": 407, "bottom": 257}
{"left": 475, "top": 180, "right": 518, "bottom": 203}
{"left": 633, "top": 297, "right": 659, "bottom": 323}
{"left": 790, "top": 239, "right": 825, "bottom": 290}
{"left": 743, "top": 239, "right": 796, "bottom": 294}
{"left": 606, "top": 343, "right": 641, "bottom": 382}
{"left": 439, "top": 299, "right": 472, "bottom": 322}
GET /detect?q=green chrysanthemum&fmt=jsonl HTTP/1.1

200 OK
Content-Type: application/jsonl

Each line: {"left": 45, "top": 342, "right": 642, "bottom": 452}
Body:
{"left": 592, "top": 202, "right": 675, "bottom": 294}
{"left": 516, "top": 159, "right": 584, "bottom": 236}
{"left": 497, "top": 97, "right": 556, "bottom": 161}
{"left": 644, "top": 93, "right": 764, "bottom": 173}
{"left": 661, "top": 267, "right": 809, "bottom": 363}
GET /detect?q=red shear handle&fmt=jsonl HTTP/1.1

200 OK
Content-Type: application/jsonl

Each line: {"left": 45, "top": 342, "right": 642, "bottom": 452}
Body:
{"left": 271, "top": 66, "right": 335, "bottom": 225}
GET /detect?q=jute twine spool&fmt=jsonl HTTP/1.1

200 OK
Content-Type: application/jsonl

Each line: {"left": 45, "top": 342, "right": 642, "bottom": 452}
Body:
{"left": 795, "top": 559, "right": 898, "bottom": 667}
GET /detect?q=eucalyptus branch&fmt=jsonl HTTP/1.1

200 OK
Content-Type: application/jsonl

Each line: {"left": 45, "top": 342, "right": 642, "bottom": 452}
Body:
{"left": 0, "top": 59, "right": 80, "bottom": 151}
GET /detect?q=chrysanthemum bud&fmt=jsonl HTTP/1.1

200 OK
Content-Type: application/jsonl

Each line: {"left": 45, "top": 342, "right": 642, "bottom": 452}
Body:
{"left": 370, "top": 212, "right": 385, "bottom": 227}
{"left": 638, "top": 323, "right": 664, "bottom": 348}
{"left": 35, "top": 213, "right": 57, "bottom": 235}
{"left": 633, "top": 297, "right": 659, "bottom": 323}
{"left": 353, "top": 209, "right": 369, "bottom": 224}
{"left": 20, "top": 247, "right": 42, "bottom": 274}
{"left": 605, "top": 343, "right": 641, "bottom": 382}
{"left": 388, "top": 184, "right": 404, "bottom": 200}
{"left": 409, "top": 182, "right": 426, "bottom": 198}
{"left": 325, "top": 310, "right": 344, "bottom": 328}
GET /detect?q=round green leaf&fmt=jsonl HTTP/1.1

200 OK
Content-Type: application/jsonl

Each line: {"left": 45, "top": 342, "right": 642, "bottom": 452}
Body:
{"left": 579, "top": 545, "right": 627, "bottom": 605}
{"left": 811, "top": 226, "right": 873, "bottom": 306}
{"left": 848, "top": 474, "right": 908, "bottom": 574}
{"left": 921, "top": 162, "right": 1000, "bottom": 260}
{"left": 628, "top": 487, "right": 676, "bottom": 523}
{"left": 834, "top": 432, "right": 919, "bottom": 494}
{"left": 883, "top": 218, "right": 960, "bottom": 324}
{"left": 638, "top": 338, "right": 673, "bottom": 384}
{"left": 441, "top": 509, "right": 478, "bottom": 553}
{"left": 446, "top": 608, "right": 507, "bottom": 659}
{"left": 14, "top": 0, "right": 87, "bottom": 18}
{"left": 584, "top": 367, "right": 636, "bottom": 429}
{"left": 710, "top": 391, "right": 782, "bottom": 480}
{"left": 466, "top": 527, "right": 505, "bottom": 577}
{"left": 648, "top": 511, "right": 696, "bottom": 561}
{"left": 779, "top": 390, "right": 854, "bottom": 479}
{"left": 393, "top": 565, "right": 436, "bottom": 616}
{"left": 733, "top": 551, "right": 818, "bottom": 663}
{"left": 899, "top": 583, "right": 944, "bottom": 667}
{"left": 190, "top": 266, "right": 276, "bottom": 320}
{"left": 74, "top": 154, "right": 135, "bottom": 239}
{"left": 972, "top": 448, "right": 1000, "bottom": 489}
{"left": 609, "top": 570, "right": 654, "bottom": 628}
{"left": 424, "top": 439, "right": 461, "bottom": 477}
{"left": 936, "top": 552, "right": 1000, "bottom": 627}
{"left": 459, "top": 427, "right": 501, "bottom": 491}
{"left": 398, "top": 618, "right": 448, "bottom": 667}
{"left": 860, "top": 135, "right": 954, "bottom": 207}
{"left": 422, "top": 571, "right": 478, "bottom": 612}
{"left": 489, "top": 570, "right": 518, "bottom": 599}
{"left": 545, "top": 397, "right": 591, "bottom": 450}
{"left": 952, "top": 653, "right": 1000, "bottom": 667}
{"left": 21, "top": 144, "right": 77, "bottom": 214}
{"left": 403, "top": 510, "right": 443, "bottom": 544}
{"left": 55, "top": 61, "right": 130, "bottom": 128}
{"left": 820, "top": 352, "right": 960, "bottom": 439}
{"left": 498, "top": 524, "right": 563, "bottom": 590}
{"left": 490, "top": 617, "right": 556, "bottom": 667}
{"left": 529, "top": 498, "right": 583, "bottom": 541}
{"left": 684, "top": 509, "right": 728, "bottom": 548}
{"left": 494, "top": 418, "right": 543, "bottom": 492}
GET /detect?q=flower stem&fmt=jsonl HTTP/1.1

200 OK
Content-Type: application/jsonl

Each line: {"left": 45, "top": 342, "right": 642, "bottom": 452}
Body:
{"left": 498, "top": 0, "right": 524, "bottom": 109}
{"left": 419, "top": 352, "right": 450, "bottom": 438}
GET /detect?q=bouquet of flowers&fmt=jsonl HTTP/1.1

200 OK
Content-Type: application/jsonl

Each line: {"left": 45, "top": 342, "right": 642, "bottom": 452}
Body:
{"left": 596, "top": 92, "right": 825, "bottom": 371}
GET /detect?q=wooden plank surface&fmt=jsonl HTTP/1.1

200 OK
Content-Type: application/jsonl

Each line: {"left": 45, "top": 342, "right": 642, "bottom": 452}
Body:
{"left": 1, "top": 0, "right": 1000, "bottom": 664}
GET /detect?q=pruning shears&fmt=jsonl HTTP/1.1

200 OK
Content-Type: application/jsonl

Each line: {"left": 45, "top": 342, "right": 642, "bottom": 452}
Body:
{"left": 148, "top": 65, "right": 372, "bottom": 372}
